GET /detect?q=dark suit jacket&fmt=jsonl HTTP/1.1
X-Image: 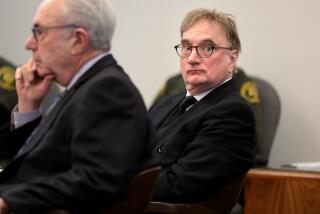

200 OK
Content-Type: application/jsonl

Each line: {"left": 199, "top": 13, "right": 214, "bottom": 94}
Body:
{"left": 0, "top": 55, "right": 159, "bottom": 213}
{"left": 149, "top": 79, "right": 255, "bottom": 203}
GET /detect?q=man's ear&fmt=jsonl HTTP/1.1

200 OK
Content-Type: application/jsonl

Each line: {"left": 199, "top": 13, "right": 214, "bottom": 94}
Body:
{"left": 228, "top": 49, "right": 238, "bottom": 73}
{"left": 70, "top": 28, "right": 89, "bottom": 55}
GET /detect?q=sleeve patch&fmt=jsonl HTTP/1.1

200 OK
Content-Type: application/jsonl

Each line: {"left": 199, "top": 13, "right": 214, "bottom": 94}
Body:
{"left": 240, "top": 81, "right": 260, "bottom": 104}
{"left": 0, "top": 66, "right": 16, "bottom": 91}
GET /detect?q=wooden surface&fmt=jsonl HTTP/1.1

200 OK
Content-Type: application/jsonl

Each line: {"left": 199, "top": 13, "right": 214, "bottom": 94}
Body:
{"left": 244, "top": 168, "right": 320, "bottom": 214}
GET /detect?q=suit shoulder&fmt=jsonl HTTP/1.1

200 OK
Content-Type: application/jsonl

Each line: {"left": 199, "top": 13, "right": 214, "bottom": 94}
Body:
{"left": 211, "top": 92, "right": 254, "bottom": 117}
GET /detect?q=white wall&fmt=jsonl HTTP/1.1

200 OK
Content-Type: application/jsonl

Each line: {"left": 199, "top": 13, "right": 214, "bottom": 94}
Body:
{"left": 1, "top": 0, "right": 319, "bottom": 167}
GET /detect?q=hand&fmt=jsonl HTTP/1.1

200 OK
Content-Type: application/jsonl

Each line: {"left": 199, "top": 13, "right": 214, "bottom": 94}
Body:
{"left": 0, "top": 198, "right": 11, "bottom": 214}
{"left": 15, "top": 59, "right": 54, "bottom": 112}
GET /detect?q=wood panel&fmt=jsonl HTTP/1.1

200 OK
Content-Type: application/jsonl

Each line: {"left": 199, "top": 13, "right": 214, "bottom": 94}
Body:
{"left": 244, "top": 168, "right": 320, "bottom": 214}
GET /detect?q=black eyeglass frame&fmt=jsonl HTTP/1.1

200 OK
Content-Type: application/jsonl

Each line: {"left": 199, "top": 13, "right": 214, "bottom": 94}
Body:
{"left": 31, "top": 24, "right": 80, "bottom": 42}
{"left": 174, "top": 44, "right": 233, "bottom": 58}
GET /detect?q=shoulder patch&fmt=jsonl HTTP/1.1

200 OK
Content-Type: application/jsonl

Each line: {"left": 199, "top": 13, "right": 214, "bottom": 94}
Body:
{"left": 240, "top": 81, "right": 260, "bottom": 104}
{"left": 0, "top": 66, "right": 16, "bottom": 91}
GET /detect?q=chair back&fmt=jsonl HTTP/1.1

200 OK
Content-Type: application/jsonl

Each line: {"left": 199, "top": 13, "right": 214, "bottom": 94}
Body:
{"left": 104, "top": 166, "right": 161, "bottom": 214}
{"left": 145, "top": 174, "right": 246, "bottom": 214}
{"left": 251, "top": 76, "right": 281, "bottom": 166}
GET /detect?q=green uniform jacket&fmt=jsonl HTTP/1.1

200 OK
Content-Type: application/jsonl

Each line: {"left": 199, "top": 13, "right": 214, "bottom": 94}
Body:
{"left": 0, "top": 57, "right": 17, "bottom": 154}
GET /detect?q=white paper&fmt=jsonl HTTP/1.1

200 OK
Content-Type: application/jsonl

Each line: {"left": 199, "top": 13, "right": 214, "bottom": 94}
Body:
{"left": 287, "top": 162, "right": 320, "bottom": 171}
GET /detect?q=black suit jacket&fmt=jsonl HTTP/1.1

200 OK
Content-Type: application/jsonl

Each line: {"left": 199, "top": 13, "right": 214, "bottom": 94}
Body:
{"left": 0, "top": 55, "right": 159, "bottom": 213}
{"left": 149, "top": 79, "right": 255, "bottom": 203}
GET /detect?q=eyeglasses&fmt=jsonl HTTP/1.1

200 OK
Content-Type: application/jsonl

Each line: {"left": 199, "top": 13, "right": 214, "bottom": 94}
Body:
{"left": 31, "top": 24, "right": 80, "bottom": 42}
{"left": 174, "top": 44, "right": 233, "bottom": 58}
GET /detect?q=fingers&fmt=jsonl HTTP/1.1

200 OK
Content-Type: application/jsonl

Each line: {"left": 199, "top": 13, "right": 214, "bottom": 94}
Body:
{"left": 42, "top": 74, "right": 55, "bottom": 89}
{"left": 15, "top": 67, "right": 29, "bottom": 91}
{"left": 15, "top": 59, "right": 53, "bottom": 112}
{"left": 15, "top": 59, "right": 37, "bottom": 88}
{"left": 15, "top": 67, "right": 22, "bottom": 81}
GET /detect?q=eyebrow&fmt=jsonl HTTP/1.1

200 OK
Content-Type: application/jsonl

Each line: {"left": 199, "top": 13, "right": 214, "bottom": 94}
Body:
{"left": 181, "top": 39, "right": 217, "bottom": 46}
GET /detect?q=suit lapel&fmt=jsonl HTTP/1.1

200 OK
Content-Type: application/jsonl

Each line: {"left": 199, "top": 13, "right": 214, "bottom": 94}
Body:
{"left": 14, "top": 89, "right": 75, "bottom": 158}
{"left": 158, "top": 80, "right": 237, "bottom": 155}
{"left": 151, "top": 94, "right": 184, "bottom": 129}
{"left": 162, "top": 80, "right": 235, "bottom": 129}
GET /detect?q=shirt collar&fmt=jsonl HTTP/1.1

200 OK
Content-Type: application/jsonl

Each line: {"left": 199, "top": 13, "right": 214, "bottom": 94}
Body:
{"left": 65, "top": 52, "right": 109, "bottom": 90}
{"left": 186, "top": 77, "right": 232, "bottom": 101}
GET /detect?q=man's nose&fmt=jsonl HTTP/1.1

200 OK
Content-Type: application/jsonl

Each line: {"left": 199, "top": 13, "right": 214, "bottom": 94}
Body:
{"left": 25, "top": 35, "right": 37, "bottom": 51}
{"left": 187, "top": 48, "right": 201, "bottom": 63}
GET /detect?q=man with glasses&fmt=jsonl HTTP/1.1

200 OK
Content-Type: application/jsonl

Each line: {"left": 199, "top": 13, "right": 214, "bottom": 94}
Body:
{"left": 0, "top": 0, "right": 158, "bottom": 213}
{"left": 149, "top": 9, "right": 255, "bottom": 203}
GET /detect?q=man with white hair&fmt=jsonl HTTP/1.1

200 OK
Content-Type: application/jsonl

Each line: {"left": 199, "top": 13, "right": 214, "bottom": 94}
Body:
{"left": 0, "top": 0, "right": 158, "bottom": 213}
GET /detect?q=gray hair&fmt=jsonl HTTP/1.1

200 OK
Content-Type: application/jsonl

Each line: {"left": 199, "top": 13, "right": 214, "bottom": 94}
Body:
{"left": 61, "top": 0, "right": 116, "bottom": 52}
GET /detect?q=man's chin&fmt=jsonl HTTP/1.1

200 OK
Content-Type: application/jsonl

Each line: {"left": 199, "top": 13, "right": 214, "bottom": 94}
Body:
{"left": 186, "top": 81, "right": 204, "bottom": 90}
{"left": 185, "top": 76, "right": 205, "bottom": 85}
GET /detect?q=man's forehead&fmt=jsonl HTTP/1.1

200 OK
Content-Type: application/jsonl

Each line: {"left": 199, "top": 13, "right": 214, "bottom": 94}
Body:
{"left": 32, "top": 0, "right": 62, "bottom": 25}
{"left": 181, "top": 29, "right": 218, "bottom": 44}
{"left": 181, "top": 21, "right": 227, "bottom": 44}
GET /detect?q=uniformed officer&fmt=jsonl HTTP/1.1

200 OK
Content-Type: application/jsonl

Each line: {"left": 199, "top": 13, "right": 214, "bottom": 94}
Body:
{"left": 0, "top": 57, "right": 18, "bottom": 167}
{"left": 0, "top": 57, "right": 17, "bottom": 131}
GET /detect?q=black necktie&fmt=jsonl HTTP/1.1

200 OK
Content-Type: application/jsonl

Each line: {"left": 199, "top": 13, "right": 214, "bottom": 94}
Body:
{"left": 162, "top": 96, "right": 197, "bottom": 127}
{"left": 179, "top": 96, "right": 197, "bottom": 112}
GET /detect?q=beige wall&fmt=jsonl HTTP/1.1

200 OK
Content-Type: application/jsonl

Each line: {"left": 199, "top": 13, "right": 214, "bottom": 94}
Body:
{"left": 1, "top": 0, "right": 319, "bottom": 167}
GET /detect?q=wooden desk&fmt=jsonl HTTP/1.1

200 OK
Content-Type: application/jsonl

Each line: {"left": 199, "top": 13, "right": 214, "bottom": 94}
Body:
{"left": 244, "top": 168, "right": 320, "bottom": 214}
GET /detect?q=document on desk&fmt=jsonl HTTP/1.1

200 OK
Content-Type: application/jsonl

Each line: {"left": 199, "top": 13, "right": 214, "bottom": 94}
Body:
{"left": 283, "top": 162, "right": 320, "bottom": 171}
